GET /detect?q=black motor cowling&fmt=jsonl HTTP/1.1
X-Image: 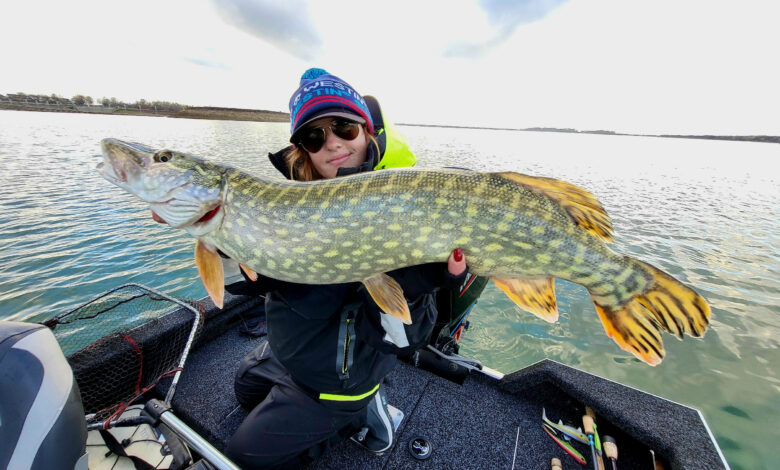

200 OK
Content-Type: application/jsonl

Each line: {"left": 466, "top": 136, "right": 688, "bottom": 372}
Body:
{"left": 0, "top": 321, "right": 87, "bottom": 470}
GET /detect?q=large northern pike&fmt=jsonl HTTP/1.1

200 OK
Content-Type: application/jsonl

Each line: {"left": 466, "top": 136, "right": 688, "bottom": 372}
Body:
{"left": 98, "top": 138, "right": 710, "bottom": 366}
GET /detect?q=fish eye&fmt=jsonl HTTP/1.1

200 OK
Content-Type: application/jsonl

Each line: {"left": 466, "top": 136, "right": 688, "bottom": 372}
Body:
{"left": 154, "top": 151, "right": 173, "bottom": 163}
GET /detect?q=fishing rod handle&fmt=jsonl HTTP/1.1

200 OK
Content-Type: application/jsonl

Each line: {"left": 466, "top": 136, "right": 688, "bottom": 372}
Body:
{"left": 582, "top": 414, "right": 595, "bottom": 435}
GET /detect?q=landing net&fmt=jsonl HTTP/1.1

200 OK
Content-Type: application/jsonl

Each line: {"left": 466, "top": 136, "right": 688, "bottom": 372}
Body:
{"left": 46, "top": 283, "right": 202, "bottom": 426}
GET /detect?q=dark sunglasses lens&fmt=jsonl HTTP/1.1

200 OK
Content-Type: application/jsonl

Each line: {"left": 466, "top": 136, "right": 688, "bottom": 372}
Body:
{"left": 300, "top": 128, "right": 326, "bottom": 153}
{"left": 331, "top": 121, "right": 360, "bottom": 141}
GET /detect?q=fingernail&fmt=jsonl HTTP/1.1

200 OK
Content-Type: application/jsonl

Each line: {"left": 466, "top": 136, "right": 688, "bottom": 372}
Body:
{"left": 453, "top": 248, "right": 463, "bottom": 262}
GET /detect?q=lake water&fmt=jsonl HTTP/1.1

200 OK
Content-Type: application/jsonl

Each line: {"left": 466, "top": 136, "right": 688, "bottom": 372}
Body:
{"left": 0, "top": 110, "right": 777, "bottom": 469}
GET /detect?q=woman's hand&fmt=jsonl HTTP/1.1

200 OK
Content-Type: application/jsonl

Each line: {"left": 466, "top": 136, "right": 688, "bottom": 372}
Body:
{"left": 448, "top": 248, "right": 467, "bottom": 276}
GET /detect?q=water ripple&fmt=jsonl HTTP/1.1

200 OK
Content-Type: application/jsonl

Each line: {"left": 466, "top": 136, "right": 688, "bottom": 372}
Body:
{"left": 1, "top": 111, "right": 778, "bottom": 469}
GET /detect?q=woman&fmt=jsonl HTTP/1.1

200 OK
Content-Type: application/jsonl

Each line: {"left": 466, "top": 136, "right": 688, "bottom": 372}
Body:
{"left": 224, "top": 68, "right": 467, "bottom": 469}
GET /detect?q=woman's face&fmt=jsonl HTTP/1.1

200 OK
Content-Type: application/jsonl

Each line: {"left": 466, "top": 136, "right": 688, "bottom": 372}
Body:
{"left": 303, "top": 117, "right": 369, "bottom": 179}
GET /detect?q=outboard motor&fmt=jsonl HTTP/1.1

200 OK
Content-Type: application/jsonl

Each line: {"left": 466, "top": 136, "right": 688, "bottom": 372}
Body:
{"left": 0, "top": 321, "right": 87, "bottom": 470}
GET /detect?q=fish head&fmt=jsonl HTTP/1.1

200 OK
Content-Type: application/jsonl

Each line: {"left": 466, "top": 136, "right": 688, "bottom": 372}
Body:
{"left": 98, "top": 138, "right": 225, "bottom": 235}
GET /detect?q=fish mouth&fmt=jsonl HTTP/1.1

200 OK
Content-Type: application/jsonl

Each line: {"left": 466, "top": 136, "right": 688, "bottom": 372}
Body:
{"left": 97, "top": 158, "right": 128, "bottom": 183}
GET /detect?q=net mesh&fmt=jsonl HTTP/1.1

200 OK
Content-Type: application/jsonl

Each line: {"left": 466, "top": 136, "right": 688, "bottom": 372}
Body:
{"left": 47, "top": 284, "right": 202, "bottom": 425}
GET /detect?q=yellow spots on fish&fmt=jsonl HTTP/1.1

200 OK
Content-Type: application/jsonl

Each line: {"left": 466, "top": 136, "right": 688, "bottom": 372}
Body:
{"left": 465, "top": 206, "right": 478, "bottom": 217}
{"left": 372, "top": 235, "right": 384, "bottom": 241}
{"left": 263, "top": 238, "right": 274, "bottom": 245}
{"left": 363, "top": 211, "right": 377, "bottom": 218}
{"left": 303, "top": 232, "right": 318, "bottom": 239}
{"left": 485, "top": 243, "right": 503, "bottom": 252}
{"left": 532, "top": 226, "right": 545, "bottom": 234}
{"left": 335, "top": 263, "right": 352, "bottom": 271}
{"left": 320, "top": 200, "right": 330, "bottom": 209}
{"left": 324, "top": 250, "right": 339, "bottom": 258}
{"left": 267, "top": 259, "right": 276, "bottom": 270}
{"left": 614, "top": 266, "right": 633, "bottom": 284}
{"left": 359, "top": 262, "right": 371, "bottom": 270}
{"left": 549, "top": 239, "right": 564, "bottom": 249}
{"left": 431, "top": 242, "right": 446, "bottom": 249}
{"left": 342, "top": 210, "right": 352, "bottom": 217}
{"left": 342, "top": 241, "right": 354, "bottom": 248}
{"left": 378, "top": 258, "right": 395, "bottom": 265}
{"left": 283, "top": 259, "right": 294, "bottom": 269}
{"left": 536, "top": 253, "right": 552, "bottom": 264}
{"left": 224, "top": 221, "right": 233, "bottom": 230}
{"left": 579, "top": 273, "right": 602, "bottom": 285}
{"left": 573, "top": 255, "right": 584, "bottom": 264}
{"left": 245, "top": 233, "right": 257, "bottom": 244}
{"left": 415, "top": 235, "right": 428, "bottom": 243}
{"left": 590, "top": 283, "right": 614, "bottom": 295}
{"left": 275, "top": 228, "right": 288, "bottom": 236}
{"left": 478, "top": 223, "right": 490, "bottom": 231}
{"left": 412, "top": 249, "right": 424, "bottom": 258}
{"left": 292, "top": 247, "right": 306, "bottom": 254}
{"left": 496, "top": 222, "right": 510, "bottom": 232}
{"left": 420, "top": 226, "right": 434, "bottom": 235}
{"left": 388, "top": 224, "right": 402, "bottom": 231}
{"left": 436, "top": 197, "right": 447, "bottom": 205}
{"left": 400, "top": 193, "right": 413, "bottom": 201}
{"left": 412, "top": 210, "right": 425, "bottom": 218}
{"left": 504, "top": 213, "right": 514, "bottom": 220}
{"left": 461, "top": 226, "right": 473, "bottom": 233}
{"left": 502, "top": 255, "right": 523, "bottom": 264}
{"left": 450, "top": 236, "right": 468, "bottom": 246}
{"left": 542, "top": 213, "right": 553, "bottom": 221}
{"left": 390, "top": 206, "right": 404, "bottom": 214}
{"left": 361, "top": 226, "right": 375, "bottom": 235}
{"left": 334, "top": 228, "right": 347, "bottom": 235}
{"left": 349, "top": 197, "right": 360, "bottom": 205}
{"left": 310, "top": 213, "right": 321, "bottom": 221}
{"left": 441, "top": 222, "right": 455, "bottom": 230}
{"left": 248, "top": 200, "right": 257, "bottom": 208}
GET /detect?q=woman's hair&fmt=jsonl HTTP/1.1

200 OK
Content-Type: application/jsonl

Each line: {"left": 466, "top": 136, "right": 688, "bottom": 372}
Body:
{"left": 285, "top": 124, "right": 380, "bottom": 181}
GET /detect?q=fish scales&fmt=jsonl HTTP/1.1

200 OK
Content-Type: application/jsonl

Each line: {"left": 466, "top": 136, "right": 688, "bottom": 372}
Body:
{"left": 99, "top": 138, "right": 710, "bottom": 366}
{"left": 211, "top": 168, "right": 625, "bottom": 291}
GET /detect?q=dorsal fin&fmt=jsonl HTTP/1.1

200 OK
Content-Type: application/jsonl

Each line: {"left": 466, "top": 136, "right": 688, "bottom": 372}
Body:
{"left": 495, "top": 172, "right": 614, "bottom": 243}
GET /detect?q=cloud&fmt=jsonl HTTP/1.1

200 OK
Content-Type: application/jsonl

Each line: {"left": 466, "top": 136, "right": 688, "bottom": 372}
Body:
{"left": 183, "top": 57, "right": 231, "bottom": 70}
{"left": 210, "top": 0, "right": 322, "bottom": 61}
{"left": 444, "top": 0, "right": 569, "bottom": 58}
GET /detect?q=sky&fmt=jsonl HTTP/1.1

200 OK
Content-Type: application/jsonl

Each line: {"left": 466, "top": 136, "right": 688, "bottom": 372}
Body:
{"left": 2, "top": 0, "right": 778, "bottom": 135}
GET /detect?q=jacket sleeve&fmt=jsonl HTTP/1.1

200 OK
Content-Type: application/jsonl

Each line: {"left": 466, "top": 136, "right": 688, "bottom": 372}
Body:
{"left": 356, "top": 263, "right": 469, "bottom": 355}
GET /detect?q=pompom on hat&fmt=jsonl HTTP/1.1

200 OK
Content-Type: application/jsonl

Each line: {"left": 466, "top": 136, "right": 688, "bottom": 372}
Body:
{"left": 288, "top": 68, "right": 374, "bottom": 142}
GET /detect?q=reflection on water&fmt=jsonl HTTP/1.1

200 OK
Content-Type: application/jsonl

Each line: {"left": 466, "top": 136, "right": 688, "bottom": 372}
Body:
{"left": 0, "top": 110, "right": 777, "bottom": 469}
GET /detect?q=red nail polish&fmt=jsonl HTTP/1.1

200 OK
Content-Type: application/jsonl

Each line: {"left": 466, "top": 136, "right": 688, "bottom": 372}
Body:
{"left": 453, "top": 248, "right": 463, "bottom": 262}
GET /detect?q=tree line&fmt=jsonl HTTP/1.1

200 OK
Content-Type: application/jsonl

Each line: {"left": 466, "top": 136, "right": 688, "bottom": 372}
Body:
{"left": 4, "top": 92, "right": 184, "bottom": 112}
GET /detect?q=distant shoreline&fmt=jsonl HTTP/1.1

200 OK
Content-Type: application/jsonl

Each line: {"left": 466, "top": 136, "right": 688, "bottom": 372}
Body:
{"left": 2, "top": 102, "right": 778, "bottom": 144}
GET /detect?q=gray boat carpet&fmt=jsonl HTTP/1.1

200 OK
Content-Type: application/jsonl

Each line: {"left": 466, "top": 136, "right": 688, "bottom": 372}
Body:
{"left": 170, "top": 315, "right": 725, "bottom": 469}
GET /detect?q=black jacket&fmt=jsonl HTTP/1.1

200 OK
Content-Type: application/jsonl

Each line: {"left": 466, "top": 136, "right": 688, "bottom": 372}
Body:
{"left": 232, "top": 144, "right": 466, "bottom": 398}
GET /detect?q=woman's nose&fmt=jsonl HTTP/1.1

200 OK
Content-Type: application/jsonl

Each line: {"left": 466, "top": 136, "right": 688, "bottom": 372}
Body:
{"left": 323, "top": 128, "right": 342, "bottom": 149}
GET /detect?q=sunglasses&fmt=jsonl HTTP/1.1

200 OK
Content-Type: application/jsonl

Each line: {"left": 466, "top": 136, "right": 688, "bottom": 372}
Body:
{"left": 298, "top": 119, "right": 361, "bottom": 153}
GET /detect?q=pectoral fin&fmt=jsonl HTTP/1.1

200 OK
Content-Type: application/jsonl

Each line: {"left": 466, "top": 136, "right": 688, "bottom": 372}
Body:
{"left": 491, "top": 277, "right": 559, "bottom": 322}
{"left": 195, "top": 240, "right": 224, "bottom": 309}
{"left": 240, "top": 264, "right": 258, "bottom": 282}
{"left": 362, "top": 273, "right": 412, "bottom": 325}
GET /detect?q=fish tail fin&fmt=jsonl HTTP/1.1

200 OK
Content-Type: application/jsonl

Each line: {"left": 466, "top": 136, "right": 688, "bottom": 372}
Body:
{"left": 592, "top": 260, "right": 710, "bottom": 366}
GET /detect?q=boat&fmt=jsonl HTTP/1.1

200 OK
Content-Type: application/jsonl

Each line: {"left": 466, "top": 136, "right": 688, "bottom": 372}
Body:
{"left": 0, "top": 283, "right": 729, "bottom": 470}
